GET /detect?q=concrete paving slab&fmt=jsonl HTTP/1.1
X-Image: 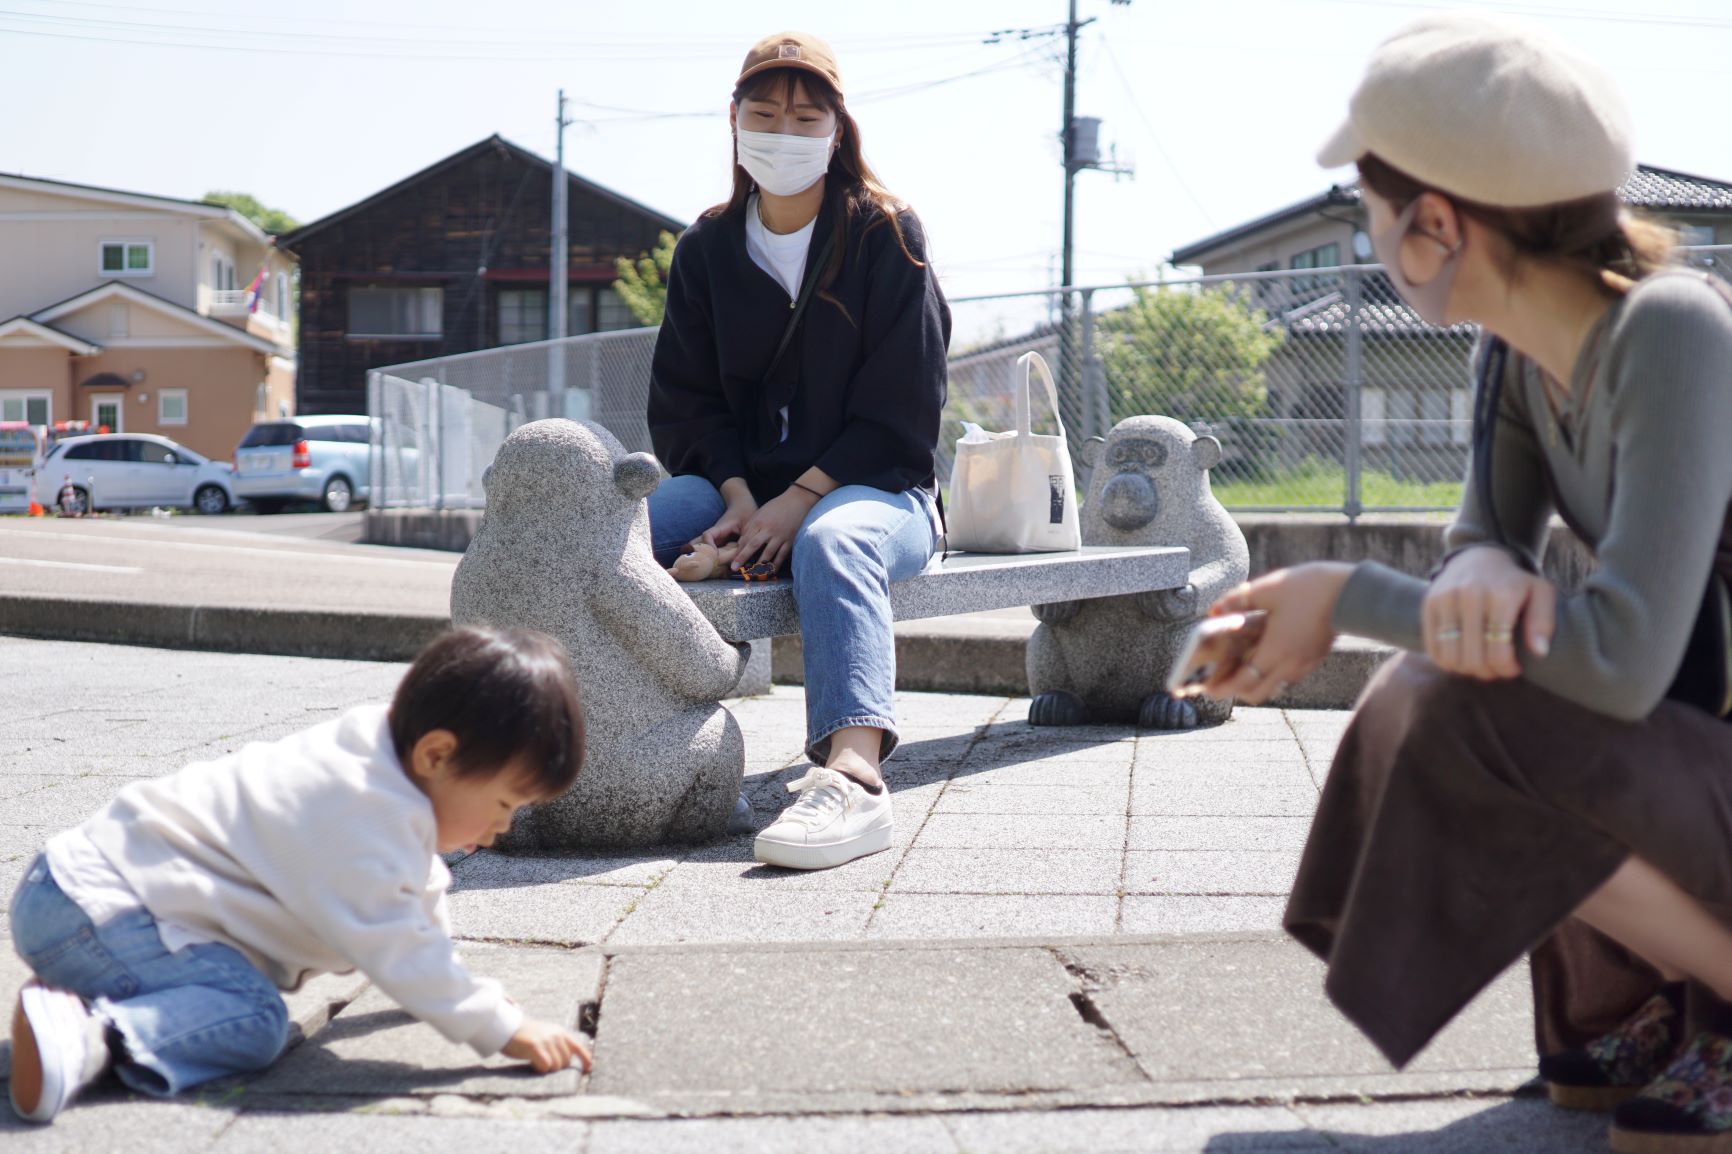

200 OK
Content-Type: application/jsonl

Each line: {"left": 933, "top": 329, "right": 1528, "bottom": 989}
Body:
{"left": 1130, "top": 785, "right": 1321, "bottom": 817}
{"left": 587, "top": 946, "right": 1145, "bottom": 1108}
{"left": 867, "top": 893, "right": 1118, "bottom": 940}
{"left": 588, "top": 1113, "right": 962, "bottom": 1154}
{"left": 446, "top": 882, "right": 640, "bottom": 946}
{"left": 251, "top": 942, "right": 602, "bottom": 1100}
{"left": 1119, "top": 897, "right": 1289, "bottom": 936}
{"left": 966, "top": 731, "right": 1139, "bottom": 767}
{"left": 1127, "top": 816, "right": 1313, "bottom": 853}
{"left": 891, "top": 732, "right": 986, "bottom": 767}
{"left": 605, "top": 885, "right": 881, "bottom": 945}
{"left": 1121, "top": 851, "right": 1300, "bottom": 896}
{"left": 1139, "top": 710, "right": 1294, "bottom": 741}
{"left": 891, "top": 847, "right": 1123, "bottom": 895}
{"left": 671, "top": 843, "right": 902, "bottom": 893}
{"left": 1059, "top": 939, "right": 1534, "bottom": 1102}
{"left": 914, "top": 812, "right": 1127, "bottom": 851}
{"left": 1135, "top": 741, "right": 1310, "bottom": 772}
{"left": 941, "top": 1104, "right": 1328, "bottom": 1153}
{"left": 450, "top": 850, "right": 677, "bottom": 890}
{"left": 0, "top": 1095, "right": 235, "bottom": 1153}
{"left": 1292, "top": 1096, "right": 1610, "bottom": 1153}
{"left": 934, "top": 783, "right": 1129, "bottom": 815}
{"left": 210, "top": 1112, "right": 592, "bottom": 1154}
{"left": 955, "top": 759, "right": 1134, "bottom": 789}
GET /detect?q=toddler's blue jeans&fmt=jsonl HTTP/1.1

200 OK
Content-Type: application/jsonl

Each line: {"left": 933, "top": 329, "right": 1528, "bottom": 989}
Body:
{"left": 10, "top": 854, "right": 290, "bottom": 1097}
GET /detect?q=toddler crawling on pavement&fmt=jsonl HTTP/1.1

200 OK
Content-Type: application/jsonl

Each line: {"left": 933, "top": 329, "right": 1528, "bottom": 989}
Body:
{"left": 9, "top": 626, "right": 589, "bottom": 1123}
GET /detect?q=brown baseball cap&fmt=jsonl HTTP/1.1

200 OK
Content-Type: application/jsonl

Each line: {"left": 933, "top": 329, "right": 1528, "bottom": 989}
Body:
{"left": 736, "top": 31, "right": 844, "bottom": 97}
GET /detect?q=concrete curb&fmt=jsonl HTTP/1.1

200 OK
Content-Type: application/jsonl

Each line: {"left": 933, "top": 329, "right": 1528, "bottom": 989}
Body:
{"left": 777, "top": 623, "right": 1394, "bottom": 710}
{"left": 0, "top": 594, "right": 449, "bottom": 662}
{"left": 1, "top": 594, "right": 1396, "bottom": 708}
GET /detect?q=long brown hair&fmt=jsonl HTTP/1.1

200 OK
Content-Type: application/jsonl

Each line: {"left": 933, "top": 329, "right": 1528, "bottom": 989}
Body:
{"left": 1357, "top": 154, "right": 1674, "bottom": 294}
{"left": 709, "top": 67, "right": 924, "bottom": 320}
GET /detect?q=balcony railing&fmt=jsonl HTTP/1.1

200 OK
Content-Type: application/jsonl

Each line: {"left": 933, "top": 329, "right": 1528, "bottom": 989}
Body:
{"left": 204, "top": 288, "right": 251, "bottom": 313}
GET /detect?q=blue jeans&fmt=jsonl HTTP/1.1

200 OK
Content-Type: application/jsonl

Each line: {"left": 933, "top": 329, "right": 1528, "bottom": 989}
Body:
{"left": 9, "top": 855, "right": 290, "bottom": 1097}
{"left": 649, "top": 474, "right": 938, "bottom": 763}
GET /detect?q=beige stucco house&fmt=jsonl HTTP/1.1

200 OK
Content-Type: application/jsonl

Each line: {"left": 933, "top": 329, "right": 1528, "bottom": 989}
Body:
{"left": 0, "top": 173, "right": 297, "bottom": 461}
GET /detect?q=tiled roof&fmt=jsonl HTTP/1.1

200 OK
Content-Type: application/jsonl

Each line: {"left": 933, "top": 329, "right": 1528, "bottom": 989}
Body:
{"left": 1278, "top": 289, "right": 1475, "bottom": 339}
{"left": 1618, "top": 166, "right": 1732, "bottom": 212}
{"left": 1171, "top": 164, "right": 1732, "bottom": 265}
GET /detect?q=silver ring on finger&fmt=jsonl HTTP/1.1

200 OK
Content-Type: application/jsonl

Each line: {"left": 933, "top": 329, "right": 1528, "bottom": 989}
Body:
{"left": 1435, "top": 626, "right": 1463, "bottom": 643}
{"left": 1484, "top": 626, "right": 1514, "bottom": 645}
{"left": 1244, "top": 662, "right": 1265, "bottom": 682}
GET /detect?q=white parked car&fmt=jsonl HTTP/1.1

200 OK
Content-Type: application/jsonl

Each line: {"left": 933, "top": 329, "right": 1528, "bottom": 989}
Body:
{"left": 36, "top": 433, "right": 237, "bottom": 515}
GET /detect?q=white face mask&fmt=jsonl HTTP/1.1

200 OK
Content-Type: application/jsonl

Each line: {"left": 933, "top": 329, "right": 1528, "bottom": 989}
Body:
{"left": 735, "top": 127, "right": 834, "bottom": 197}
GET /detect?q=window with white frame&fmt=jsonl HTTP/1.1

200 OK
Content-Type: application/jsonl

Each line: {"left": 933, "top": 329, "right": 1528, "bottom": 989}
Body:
{"left": 159, "top": 389, "right": 188, "bottom": 426}
{"left": 275, "top": 272, "right": 290, "bottom": 319}
{"left": 347, "top": 286, "right": 443, "bottom": 339}
{"left": 1289, "top": 242, "right": 1340, "bottom": 296}
{"left": 1361, "top": 387, "right": 1387, "bottom": 444}
{"left": 1452, "top": 388, "right": 1473, "bottom": 446}
{"left": 498, "top": 289, "right": 547, "bottom": 345}
{"left": 0, "top": 391, "right": 50, "bottom": 425}
{"left": 99, "top": 240, "right": 153, "bottom": 277}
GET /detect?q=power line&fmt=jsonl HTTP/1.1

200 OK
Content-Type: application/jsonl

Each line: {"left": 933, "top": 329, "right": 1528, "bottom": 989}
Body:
{"left": 0, "top": 1, "right": 1008, "bottom": 50}
{"left": 1098, "top": 40, "right": 1217, "bottom": 229}
{"left": 560, "top": 39, "right": 1061, "bottom": 125}
{"left": 1307, "top": 0, "right": 1732, "bottom": 31}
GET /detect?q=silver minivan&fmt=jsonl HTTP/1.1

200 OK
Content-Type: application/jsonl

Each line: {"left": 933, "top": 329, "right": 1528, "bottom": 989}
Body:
{"left": 37, "top": 434, "right": 237, "bottom": 514}
{"left": 232, "top": 415, "right": 371, "bottom": 513}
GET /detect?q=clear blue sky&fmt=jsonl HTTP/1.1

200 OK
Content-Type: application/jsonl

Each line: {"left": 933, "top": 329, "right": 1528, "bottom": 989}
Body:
{"left": 2, "top": 0, "right": 1729, "bottom": 303}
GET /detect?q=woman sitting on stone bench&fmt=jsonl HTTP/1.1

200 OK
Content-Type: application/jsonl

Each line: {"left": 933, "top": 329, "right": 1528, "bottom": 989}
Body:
{"left": 646, "top": 32, "right": 949, "bottom": 872}
{"left": 1193, "top": 14, "right": 1732, "bottom": 1154}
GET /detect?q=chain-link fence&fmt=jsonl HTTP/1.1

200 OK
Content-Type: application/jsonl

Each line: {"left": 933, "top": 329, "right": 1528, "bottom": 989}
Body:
{"left": 368, "top": 247, "right": 1732, "bottom": 516}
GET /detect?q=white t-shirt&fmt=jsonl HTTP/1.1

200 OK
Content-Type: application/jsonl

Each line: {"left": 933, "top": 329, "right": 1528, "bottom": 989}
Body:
{"left": 746, "top": 194, "right": 817, "bottom": 444}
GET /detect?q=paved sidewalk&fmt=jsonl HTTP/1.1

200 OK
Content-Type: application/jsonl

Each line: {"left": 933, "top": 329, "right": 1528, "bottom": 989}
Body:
{"left": 0, "top": 638, "right": 1610, "bottom": 1152}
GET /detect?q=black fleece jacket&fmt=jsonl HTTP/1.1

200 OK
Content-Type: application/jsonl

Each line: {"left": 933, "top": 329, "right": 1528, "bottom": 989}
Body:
{"left": 647, "top": 190, "right": 951, "bottom": 504}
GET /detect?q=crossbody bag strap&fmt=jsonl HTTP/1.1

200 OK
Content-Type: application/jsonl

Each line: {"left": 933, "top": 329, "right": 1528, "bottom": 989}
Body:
{"left": 760, "top": 230, "right": 839, "bottom": 386}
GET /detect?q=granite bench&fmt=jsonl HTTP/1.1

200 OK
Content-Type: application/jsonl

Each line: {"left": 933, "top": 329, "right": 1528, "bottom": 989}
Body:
{"left": 450, "top": 416, "right": 1242, "bottom": 851}
{"left": 686, "top": 544, "right": 1192, "bottom": 641}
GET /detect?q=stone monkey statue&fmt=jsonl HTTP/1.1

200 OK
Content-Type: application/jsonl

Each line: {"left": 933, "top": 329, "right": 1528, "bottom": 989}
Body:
{"left": 451, "top": 419, "right": 751, "bottom": 848}
{"left": 1026, "top": 415, "right": 1249, "bottom": 728}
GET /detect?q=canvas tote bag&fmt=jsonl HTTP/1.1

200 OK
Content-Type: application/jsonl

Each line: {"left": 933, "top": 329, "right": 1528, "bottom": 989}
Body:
{"left": 944, "top": 351, "right": 1082, "bottom": 554}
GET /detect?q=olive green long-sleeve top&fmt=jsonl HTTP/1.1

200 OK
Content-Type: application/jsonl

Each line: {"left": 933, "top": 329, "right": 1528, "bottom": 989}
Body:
{"left": 1331, "top": 271, "right": 1732, "bottom": 722}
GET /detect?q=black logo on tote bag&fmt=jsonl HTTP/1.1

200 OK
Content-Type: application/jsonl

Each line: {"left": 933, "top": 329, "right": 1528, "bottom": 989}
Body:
{"left": 1048, "top": 476, "right": 1066, "bottom": 524}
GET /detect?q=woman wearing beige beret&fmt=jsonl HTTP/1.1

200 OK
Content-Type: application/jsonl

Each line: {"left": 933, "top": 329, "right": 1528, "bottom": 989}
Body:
{"left": 1196, "top": 12, "right": 1732, "bottom": 1153}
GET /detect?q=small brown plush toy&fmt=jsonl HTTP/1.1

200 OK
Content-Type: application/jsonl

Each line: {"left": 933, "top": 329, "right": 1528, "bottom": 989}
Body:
{"left": 667, "top": 537, "right": 741, "bottom": 582}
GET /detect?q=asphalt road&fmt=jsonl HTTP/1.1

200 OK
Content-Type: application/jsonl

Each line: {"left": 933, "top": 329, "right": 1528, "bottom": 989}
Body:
{"left": 0, "top": 513, "right": 454, "bottom": 615}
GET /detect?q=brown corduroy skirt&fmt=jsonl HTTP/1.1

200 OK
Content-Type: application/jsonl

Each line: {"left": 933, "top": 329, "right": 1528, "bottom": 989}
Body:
{"left": 1285, "top": 652, "right": 1732, "bottom": 1068}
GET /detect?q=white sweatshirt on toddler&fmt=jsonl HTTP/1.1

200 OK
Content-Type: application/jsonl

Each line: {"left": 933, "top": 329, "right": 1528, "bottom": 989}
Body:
{"left": 45, "top": 704, "right": 521, "bottom": 1055}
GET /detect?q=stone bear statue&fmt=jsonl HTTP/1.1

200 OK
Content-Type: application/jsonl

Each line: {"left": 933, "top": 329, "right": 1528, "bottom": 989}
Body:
{"left": 450, "top": 419, "right": 751, "bottom": 850}
{"left": 1026, "top": 415, "right": 1249, "bottom": 729}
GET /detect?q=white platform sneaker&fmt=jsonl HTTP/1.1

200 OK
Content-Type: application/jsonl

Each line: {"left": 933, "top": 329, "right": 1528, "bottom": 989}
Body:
{"left": 753, "top": 766, "right": 893, "bottom": 871}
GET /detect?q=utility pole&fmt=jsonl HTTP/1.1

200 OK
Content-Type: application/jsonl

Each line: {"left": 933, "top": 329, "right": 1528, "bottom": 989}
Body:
{"left": 549, "top": 89, "right": 573, "bottom": 409}
{"left": 1060, "top": 0, "right": 1088, "bottom": 293}
{"left": 550, "top": 88, "right": 572, "bottom": 344}
{"left": 1061, "top": 0, "right": 1133, "bottom": 292}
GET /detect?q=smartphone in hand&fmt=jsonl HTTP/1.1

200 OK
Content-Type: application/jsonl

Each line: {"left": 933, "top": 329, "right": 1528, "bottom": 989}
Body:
{"left": 1167, "top": 612, "right": 1269, "bottom": 697}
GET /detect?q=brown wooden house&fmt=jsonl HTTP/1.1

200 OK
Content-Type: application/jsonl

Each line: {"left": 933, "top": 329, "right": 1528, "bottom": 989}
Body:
{"left": 280, "top": 134, "right": 684, "bottom": 415}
